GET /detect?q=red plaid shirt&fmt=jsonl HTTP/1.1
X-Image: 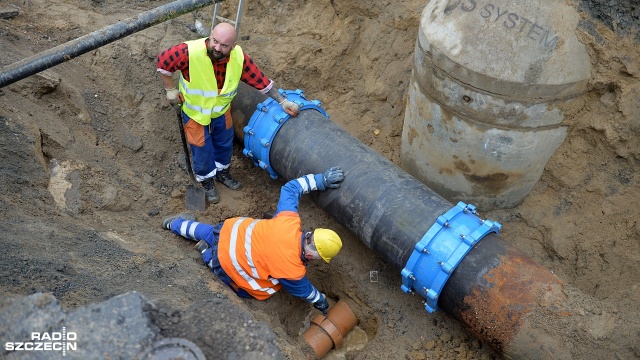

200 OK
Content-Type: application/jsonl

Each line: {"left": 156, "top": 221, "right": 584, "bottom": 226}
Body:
{"left": 156, "top": 39, "right": 271, "bottom": 91}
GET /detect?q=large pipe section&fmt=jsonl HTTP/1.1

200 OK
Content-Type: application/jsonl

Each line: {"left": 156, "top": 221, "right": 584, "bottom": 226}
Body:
{"left": 230, "top": 83, "right": 613, "bottom": 359}
{"left": 0, "top": 0, "right": 219, "bottom": 88}
{"left": 233, "top": 87, "right": 455, "bottom": 271}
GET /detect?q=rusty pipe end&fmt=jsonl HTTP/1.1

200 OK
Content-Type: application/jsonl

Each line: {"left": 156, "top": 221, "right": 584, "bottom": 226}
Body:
{"left": 303, "top": 300, "right": 359, "bottom": 358}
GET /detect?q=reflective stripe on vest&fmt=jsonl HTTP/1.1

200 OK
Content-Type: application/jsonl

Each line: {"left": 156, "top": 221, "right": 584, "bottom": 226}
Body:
{"left": 228, "top": 218, "right": 279, "bottom": 295}
{"left": 180, "top": 39, "right": 244, "bottom": 125}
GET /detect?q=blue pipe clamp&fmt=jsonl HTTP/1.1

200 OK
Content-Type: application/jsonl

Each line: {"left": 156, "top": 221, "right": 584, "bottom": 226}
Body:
{"left": 401, "top": 202, "right": 502, "bottom": 313}
{"left": 243, "top": 89, "right": 328, "bottom": 179}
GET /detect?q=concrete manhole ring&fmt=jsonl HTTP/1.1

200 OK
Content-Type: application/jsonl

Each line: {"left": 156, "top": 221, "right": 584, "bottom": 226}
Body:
{"left": 137, "top": 337, "right": 205, "bottom": 360}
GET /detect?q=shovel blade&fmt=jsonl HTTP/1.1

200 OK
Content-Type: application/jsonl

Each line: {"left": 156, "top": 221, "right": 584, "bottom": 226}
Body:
{"left": 185, "top": 185, "right": 206, "bottom": 211}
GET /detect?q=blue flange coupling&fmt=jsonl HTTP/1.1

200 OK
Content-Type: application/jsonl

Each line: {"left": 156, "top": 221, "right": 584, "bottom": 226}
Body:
{"left": 242, "top": 89, "right": 328, "bottom": 179}
{"left": 400, "top": 202, "right": 502, "bottom": 313}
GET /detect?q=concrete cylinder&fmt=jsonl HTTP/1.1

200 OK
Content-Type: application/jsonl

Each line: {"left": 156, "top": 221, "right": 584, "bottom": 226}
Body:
{"left": 401, "top": 0, "right": 591, "bottom": 209}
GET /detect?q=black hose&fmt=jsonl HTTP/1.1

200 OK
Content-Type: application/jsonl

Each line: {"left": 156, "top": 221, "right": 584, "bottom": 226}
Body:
{"left": 0, "top": 0, "right": 219, "bottom": 88}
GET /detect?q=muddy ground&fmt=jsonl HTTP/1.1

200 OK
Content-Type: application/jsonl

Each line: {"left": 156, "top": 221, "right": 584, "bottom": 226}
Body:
{"left": 0, "top": 0, "right": 638, "bottom": 359}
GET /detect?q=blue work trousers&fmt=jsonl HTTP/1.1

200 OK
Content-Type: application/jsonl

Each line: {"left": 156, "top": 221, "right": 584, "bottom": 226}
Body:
{"left": 181, "top": 111, "right": 233, "bottom": 181}
{"left": 168, "top": 218, "right": 252, "bottom": 298}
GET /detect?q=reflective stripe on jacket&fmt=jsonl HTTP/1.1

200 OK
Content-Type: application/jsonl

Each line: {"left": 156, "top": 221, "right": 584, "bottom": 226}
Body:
{"left": 217, "top": 213, "right": 306, "bottom": 300}
{"left": 179, "top": 39, "right": 243, "bottom": 126}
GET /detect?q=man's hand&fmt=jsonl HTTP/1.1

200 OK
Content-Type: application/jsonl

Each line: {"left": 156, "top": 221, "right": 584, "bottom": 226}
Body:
{"left": 323, "top": 166, "right": 344, "bottom": 189}
{"left": 280, "top": 99, "right": 300, "bottom": 117}
{"left": 165, "top": 87, "right": 183, "bottom": 106}
{"left": 313, "top": 294, "right": 329, "bottom": 316}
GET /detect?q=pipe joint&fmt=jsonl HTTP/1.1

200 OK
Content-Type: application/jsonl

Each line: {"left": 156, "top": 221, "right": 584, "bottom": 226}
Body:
{"left": 242, "top": 89, "right": 328, "bottom": 179}
{"left": 401, "top": 202, "right": 502, "bottom": 313}
{"left": 303, "top": 300, "right": 358, "bottom": 359}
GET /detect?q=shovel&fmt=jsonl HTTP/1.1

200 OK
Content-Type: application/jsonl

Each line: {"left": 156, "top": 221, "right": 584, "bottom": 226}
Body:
{"left": 173, "top": 105, "right": 206, "bottom": 211}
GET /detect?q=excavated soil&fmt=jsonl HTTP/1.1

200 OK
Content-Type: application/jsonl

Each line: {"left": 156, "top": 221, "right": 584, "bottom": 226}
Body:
{"left": 1, "top": 0, "right": 638, "bottom": 359}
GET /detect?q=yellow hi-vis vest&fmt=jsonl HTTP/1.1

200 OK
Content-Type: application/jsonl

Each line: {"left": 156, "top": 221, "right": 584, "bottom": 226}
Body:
{"left": 179, "top": 39, "right": 243, "bottom": 126}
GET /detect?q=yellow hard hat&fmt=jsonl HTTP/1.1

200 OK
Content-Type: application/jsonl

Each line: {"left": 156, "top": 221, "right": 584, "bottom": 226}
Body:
{"left": 313, "top": 228, "right": 342, "bottom": 263}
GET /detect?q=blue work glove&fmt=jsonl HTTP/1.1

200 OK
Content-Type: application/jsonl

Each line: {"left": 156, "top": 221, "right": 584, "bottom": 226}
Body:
{"left": 322, "top": 166, "right": 344, "bottom": 189}
{"left": 313, "top": 293, "right": 330, "bottom": 315}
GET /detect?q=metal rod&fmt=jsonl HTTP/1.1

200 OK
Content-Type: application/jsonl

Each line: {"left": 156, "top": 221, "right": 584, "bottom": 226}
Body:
{"left": 0, "top": 0, "right": 220, "bottom": 88}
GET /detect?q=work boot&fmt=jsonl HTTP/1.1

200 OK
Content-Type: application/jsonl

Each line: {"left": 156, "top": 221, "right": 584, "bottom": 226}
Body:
{"left": 216, "top": 168, "right": 241, "bottom": 190}
{"left": 162, "top": 212, "right": 196, "bottom": 230}
{"left": 195, "top": 240, "right": 210, "bottom": 254}
{"left": 202, "top": 178, "right": 220, "bottom": 204}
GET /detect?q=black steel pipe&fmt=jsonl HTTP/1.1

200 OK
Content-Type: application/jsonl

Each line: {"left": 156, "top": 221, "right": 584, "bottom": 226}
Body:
{"left": 439, "top": 232, "right": 570, "bottom": 358}
{"left": 0, "top": 0, "right": 219, "bottom": 88}
{"left": 235, "top": 90, "right": 452, "bottom": 269}
{"left": 231, "top": 83, "right": 606, "bottom": 359}
{"left": 274, "top": 111, "right": 455, "bottom": 269}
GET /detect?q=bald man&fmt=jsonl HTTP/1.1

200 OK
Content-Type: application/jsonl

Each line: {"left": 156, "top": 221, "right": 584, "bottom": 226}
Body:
{"left": 157, "top": 22, "right": 299, "bottom": 205}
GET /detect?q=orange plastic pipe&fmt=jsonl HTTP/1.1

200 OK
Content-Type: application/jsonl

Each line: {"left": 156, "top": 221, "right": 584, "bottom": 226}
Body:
{"left": 303, "top": 300, "right": 358, "bottom": 358}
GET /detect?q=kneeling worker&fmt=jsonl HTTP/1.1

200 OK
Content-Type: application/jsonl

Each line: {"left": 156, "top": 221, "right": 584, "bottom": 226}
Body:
{"left": 162, "top": 166, "right": 345, "bottom": 314}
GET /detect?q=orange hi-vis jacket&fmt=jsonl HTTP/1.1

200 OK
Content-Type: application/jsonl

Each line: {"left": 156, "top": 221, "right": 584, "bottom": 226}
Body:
{"left": 217, "top": 211, "right": 306, "bottom": 300}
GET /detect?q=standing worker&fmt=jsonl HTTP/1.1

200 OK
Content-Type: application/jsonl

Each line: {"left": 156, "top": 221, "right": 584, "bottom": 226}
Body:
{"left": 161, "top": 166, "right": 345, "bottom": 314}
{"left": 156, "top": 22, "right": 300, "bottom": 204}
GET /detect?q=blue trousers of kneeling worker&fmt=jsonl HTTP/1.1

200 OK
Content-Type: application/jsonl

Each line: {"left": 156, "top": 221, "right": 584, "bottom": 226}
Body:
{"left": 167, "top": 217, "right": 252, "bottom": 298}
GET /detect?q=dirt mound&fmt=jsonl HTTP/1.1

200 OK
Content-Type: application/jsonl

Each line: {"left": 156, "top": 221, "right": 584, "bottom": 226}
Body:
{"left": 1, "top": 0, "right": 638, "bottom": 359}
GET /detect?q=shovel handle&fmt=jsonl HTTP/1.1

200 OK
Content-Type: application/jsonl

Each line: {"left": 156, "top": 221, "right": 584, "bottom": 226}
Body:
{"left": 174, "top": 105, "right": 199, "bottom": 186}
